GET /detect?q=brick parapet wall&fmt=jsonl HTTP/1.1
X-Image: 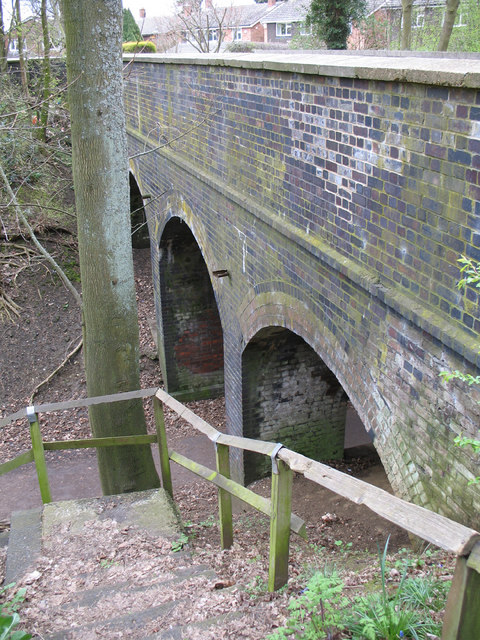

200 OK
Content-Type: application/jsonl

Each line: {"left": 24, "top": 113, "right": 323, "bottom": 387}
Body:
{"left": 125, "top": 53, "right": 480, "bottom": 527}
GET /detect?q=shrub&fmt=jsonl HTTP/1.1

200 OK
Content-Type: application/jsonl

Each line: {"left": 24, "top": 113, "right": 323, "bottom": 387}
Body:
{"left": 122, "top": 41, "right": 156, "bottom": 53}
{"left": 225, "top": 41, "right": 255, "bottom": 53}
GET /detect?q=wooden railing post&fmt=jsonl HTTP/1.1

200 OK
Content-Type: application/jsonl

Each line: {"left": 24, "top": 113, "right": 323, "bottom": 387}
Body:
{"left": 268, "top": 450, "right": 292, "bottom": 592}
{"left": 214, "top": 438, "right": 233, "bottom": 549}
{"left": 27, "top": 406, "right": 51, "bottom": 504}
{"left": 442, "top": 541, "right": 480, "bottom": 639}
{"left": 153, "top": 396, "right": 173, "bottom": 498}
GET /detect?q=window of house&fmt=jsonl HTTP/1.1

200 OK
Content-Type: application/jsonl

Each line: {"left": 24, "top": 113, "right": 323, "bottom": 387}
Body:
{"left": 276, "top": 22, "right": 292, "bottom": 37}
{"left": 454, "top": 12, "right": 466, "bottom": 27}
{"left": 300, "top": 22, "right": 311, "bottom": 36}
{"left": 9, "top": 39, "right": 18, "bottom": 53}
{"left": 413, "top": 13, "right": 424, "bottom": 28}
{"left": 208, "top": 29, "right": 218, "bottom": 41}
{"left": 234, "top": 28, "right": 242, "bottom": 41}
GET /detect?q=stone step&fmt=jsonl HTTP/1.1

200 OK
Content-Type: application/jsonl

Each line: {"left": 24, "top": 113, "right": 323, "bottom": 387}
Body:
{"left": 45, "top": 598, "right": 186, "bottom": 639}
{"left": 57, "top": 564, "right": 216, "bottom": 611}
{"left": 150, "top": 611, "right": 244, "bottom": 640}
{"left": 5, "top": 489, "right": 247, "bottom": 639}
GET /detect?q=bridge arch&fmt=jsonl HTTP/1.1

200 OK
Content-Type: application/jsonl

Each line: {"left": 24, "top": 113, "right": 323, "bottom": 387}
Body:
{"left": 238, "top": 290, "right": 398, "bottom": 486}
{"left": 155, "top": 212, "right": 225, "bottom": 401}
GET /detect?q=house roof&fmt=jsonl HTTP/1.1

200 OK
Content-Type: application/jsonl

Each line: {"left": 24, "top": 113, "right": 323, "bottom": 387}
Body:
{"left": 370, "top": 0, "right": 445, "bottom": 9}
{"left": 228, "top": 4, "right": 276, "bottom": 28}
{"left": 138, "top": 15, "right": 171, "bottom": 36}
{"left": 261, "top": 0, "right": 309, "bottom": 25}
{"left": 139, "top": 3, "right": 276, "bottom": 35}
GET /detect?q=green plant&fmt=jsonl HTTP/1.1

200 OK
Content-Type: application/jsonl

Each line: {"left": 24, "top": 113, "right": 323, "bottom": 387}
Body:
{"left": 439, "top": 255, "right": 480, "bottom": 484}
{"left": 199, "top": 515, "right": 216, "bottom": 528}
{"left": 267, "top": 568, "right": 347, "bottom": 638}
{"left": 99, "top": 559, "right": 117, "bottom": 569}
{"left": 334, "top": 539, "right": 352, "bottom": 554}
{"left": 246, "top": 575, "right": 268, "bottom": 598}
{"left": 171, "top": 532, "right": 189, "bottom": 552}
{"left": 346, "top": 538, "right": 442, "bottom": 640}
{"left": 61, "top": 258, "right": 80, "bottom": 283}
{"left": 123, "top": 8, "right": 141, "bottom": 43}
{"left": 0, "top": 584, "right": 31, "bottom": 640}
{"left": 393, "top": 545, "right": 435, "bottom": 572}
{"left": 348, "top": 596, "right": 433, "bottom": 640}
{"left": 399, "top": 576, "right": 450, "bottom": 612}
{"left": 0, "top": 585, "right": 26, "bottom": 616}
{"left": 0, "top": 613, "right": 32, "bottom": 640}
{"left": 306, "top": 0, "right": 367, "bottom": 49}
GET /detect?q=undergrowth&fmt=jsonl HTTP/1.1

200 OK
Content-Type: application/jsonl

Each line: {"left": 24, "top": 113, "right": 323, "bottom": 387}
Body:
{"left": 267, "top": 537, "right": 450, "bottom": 640}
{"left": 0, "top": 584, "right": 31, "bottom": 640}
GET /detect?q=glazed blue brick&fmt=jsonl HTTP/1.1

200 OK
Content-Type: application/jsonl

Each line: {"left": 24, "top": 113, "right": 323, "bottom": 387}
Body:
{"left": 123, "top": 56, "right": 480, "bottom": 529}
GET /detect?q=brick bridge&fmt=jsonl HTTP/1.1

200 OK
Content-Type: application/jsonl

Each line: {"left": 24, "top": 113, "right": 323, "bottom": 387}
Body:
{"left": 124, "top": 52, "right": 480, "bottom": 528}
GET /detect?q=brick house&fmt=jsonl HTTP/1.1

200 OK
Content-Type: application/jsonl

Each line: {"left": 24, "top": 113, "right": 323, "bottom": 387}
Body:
{"left": 137, "top": 3, "right": 278, "bottom": 52}
{"left": 260, "top": 0, "right": 309, "bottom": 44}
{"left": 221, "top": 3, "right": 277, "bottom": 44}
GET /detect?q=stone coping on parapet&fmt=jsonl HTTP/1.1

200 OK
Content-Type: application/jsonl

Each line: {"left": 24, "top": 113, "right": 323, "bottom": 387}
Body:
{"left": 123, "top": 50, "right": 480, "bottom": 88}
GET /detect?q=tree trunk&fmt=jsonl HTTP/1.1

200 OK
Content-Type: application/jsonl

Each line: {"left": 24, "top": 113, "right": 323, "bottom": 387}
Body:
{"left": 39, "top": 0, "right": 51, "bottom": 141}
{"left": 438, "top": 0, "right": 460, "bottom": 51}
{"left": 60, "top": 0, "right": 160, "bottom": 495}
{"left": 15, "top": 0, "right": 29, "bottom": 98}
{"left": 401, "top": 0, "right": 413, "bottom": 50}
{"left": 0, "top": 0, "right": 7, "bottom": 74}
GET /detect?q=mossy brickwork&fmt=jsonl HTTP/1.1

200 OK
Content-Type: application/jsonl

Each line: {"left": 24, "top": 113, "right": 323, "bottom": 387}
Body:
{"left": 157, "top": 218, "right": 224, "bottom": 400}
{"left": 124, "top": 53, "right": 480, "bottom": 528}
{"left": 243, "top": 327, "right": 347, "bottom": 484}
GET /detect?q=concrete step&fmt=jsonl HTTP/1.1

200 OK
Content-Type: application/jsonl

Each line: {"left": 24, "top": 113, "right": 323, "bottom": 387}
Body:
{"left": 150, "top": 611, "right": 244, "bottom": 640}
{"left": 57, "top": 565, "right": 216, "bottom": 611}
{"left": 5, "top": 488, "right": 247, "bottom": 639}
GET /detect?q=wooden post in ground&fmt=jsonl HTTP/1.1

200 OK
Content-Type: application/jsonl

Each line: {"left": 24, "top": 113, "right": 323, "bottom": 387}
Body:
{"left": 442, "top": 541, "right": 480, "bottom": 639}
{"left": 153, "top": 396, "right": 173, "bottom": 498}
{"left": 215, "top": 441, "right": 233, "bottom": 549}
{"left": 27, "top": 407, "right": 51, "bottom": 503}
{"left": 268, "top": 455, "right": 292, "bottom": 592}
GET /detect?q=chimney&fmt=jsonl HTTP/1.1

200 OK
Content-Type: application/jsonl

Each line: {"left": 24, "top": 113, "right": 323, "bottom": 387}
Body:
{"left": 139, "top": 8, "right": 146, "bottom": 19}
{"left": 205, "top": 0, "right": 213, "bottom": 8}
{"left": 267, "top": 0, "right": 275, "bottom": 6}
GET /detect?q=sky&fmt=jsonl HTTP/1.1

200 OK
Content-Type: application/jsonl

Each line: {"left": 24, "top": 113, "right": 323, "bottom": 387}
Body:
{"left": 123, "top": 0, "right": 176, "bottom": 19}
{"left": 3, "top": 1, "right": 256, "bottom": 24}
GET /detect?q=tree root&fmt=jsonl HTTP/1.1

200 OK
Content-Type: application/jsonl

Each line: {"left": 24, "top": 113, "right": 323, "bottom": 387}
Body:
{"left": 0, "top": 289, "right": 21, "bottom": 322}
{"left": 29, "top": 337, "right": 83, "bottom": 404}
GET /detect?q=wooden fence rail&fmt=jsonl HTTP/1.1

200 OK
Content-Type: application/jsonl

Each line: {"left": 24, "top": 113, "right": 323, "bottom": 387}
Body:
{"left": 1, "top": 386, "right": 479, "bottom": 637}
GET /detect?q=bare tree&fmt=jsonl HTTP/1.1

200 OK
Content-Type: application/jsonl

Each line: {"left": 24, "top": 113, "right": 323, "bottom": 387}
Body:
{"left": 438, "top": 0, "right": 460, "bottom": 50}
{"left": 176, "top": 0, "right": 229, "bottom": 53}
{"left": 0, "top": 0, "right": 7, "bottom": 73}
{"left": 401, "top": 0, "right": 413, "bottom": 49}
{"left": 14, "top": 0, "right": 29, "bottom": 97}
{"left": 39, "top": 0, "right": 51, "bottom": 140}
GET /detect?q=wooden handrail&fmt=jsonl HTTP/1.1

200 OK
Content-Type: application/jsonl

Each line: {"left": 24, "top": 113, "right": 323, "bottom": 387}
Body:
{"left": 278, "top": 448, "right": 480, "bottom": 557}
{"left": 1, "top": 386, "right": 480, "bottom": 633}
{"left": 0, "top": 387, "right": 159, "bottom": 428}
{"left": 3, "top": 386, "right": 477, "bottom": 556}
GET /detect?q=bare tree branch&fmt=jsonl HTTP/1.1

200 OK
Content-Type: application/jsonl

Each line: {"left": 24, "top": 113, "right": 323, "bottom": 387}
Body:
{"left": 0, "top": 162, "right": 83, "bottom": 308}
{"left": 129, "top": 107, "right": 222, "bottom": 160}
